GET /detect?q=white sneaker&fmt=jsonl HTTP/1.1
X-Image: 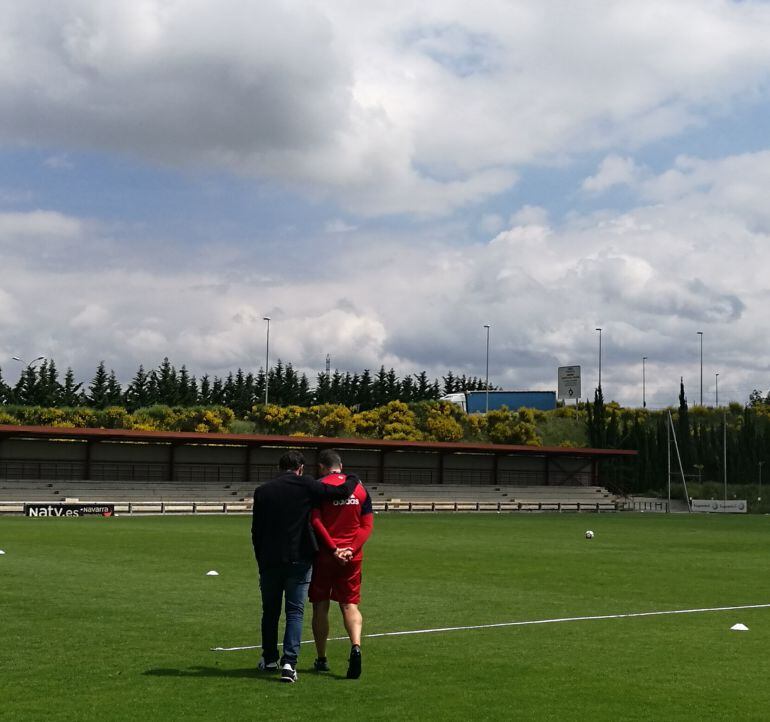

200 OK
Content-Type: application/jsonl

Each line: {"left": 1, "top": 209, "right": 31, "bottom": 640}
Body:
{"left": 280, "top": 662, "right": 298, "bottom": 683}
{"left": 257, "top": 657, "right": 279, "bottom": 671}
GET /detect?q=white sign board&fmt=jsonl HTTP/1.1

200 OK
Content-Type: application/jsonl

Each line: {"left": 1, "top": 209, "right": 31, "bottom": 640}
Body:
{"left": 557, "top": 365, "right": 581, "bottom": 400}
{"left": 691, "top": 499, "right": 747, "bottom": 514}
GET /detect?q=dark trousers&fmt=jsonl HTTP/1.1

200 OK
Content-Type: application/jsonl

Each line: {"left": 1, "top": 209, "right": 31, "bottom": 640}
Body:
{"left": 259, "top": 561, "right": 312, "bottom": 666}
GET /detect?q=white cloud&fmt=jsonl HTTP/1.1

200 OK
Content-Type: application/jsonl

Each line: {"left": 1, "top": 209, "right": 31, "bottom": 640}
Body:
{"left": 0, "top": 187, "right": 35, "bottom": 205}
{"left": 70, "top": 304, "right": 109, "bottom": 329}
{"left": 1, "top": 145, "right": 769, "bottom": 409}
{"left": 325, "top": 219, "right": 358, "bottom": 234}
{"left": 479, "top": 213, "right": 504, "bottom": 234}
{"left": 44, "top": 153, "right": 74, "bottom": 170}
{"left": 640, "top": 151, "right": 770, "bottom": 230}
{"left": 3, "top": 1, "right": 770, "bottom": 216}
{"left": 0, "top": 210, "right": 83, "bottom": 240}
{"left": 582, "top": 155, "right": 645, "bottom": 193}
{"left": 509, "top": 205, "right": 549, "bottom": 228}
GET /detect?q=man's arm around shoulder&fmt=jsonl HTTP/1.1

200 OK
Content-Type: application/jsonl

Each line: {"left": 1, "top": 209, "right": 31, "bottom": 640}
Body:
{"left": 306, "top": 473, "right": 360, "bottom": 500}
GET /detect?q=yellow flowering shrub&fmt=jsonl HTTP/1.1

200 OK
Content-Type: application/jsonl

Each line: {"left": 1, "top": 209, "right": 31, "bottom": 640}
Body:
{"left": 424, "top": 403, "right": 464, "bottom": 442}
{"left": 315, "top": 405, "right": 355, "bottom": 437}
{"left": 0, "top": 410, "right": 18, "bottom": 425}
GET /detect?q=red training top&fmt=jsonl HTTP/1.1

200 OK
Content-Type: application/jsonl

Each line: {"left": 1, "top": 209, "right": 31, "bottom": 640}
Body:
{"left": 311, "top": 473, "right": 373, "bottom": 561}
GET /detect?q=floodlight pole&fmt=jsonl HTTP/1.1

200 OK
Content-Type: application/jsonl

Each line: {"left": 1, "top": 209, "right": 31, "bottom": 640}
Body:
{"left": 715, "top": 372, "right": 719, "bottom": 407}
{"left": 667, "top": 410, "right": 691, "bottom": 513}
{"left": 642, "top": 356, "right": 647, "bottom": 408}
{"left": 483, "top": 324, "right": 491, "bottom": 414}
{"left": 666, "top": 411, "right": 672, "bottom": 513}
{"left": 595, "top": 328, "right": 602, "bottom": 391}
{"left": 263, "top": 317, "right": 271, "bottom": 405}
{"left": 723, "top": 412, "right": 728, "bottom": 505}
{"left": 697, "top": 331, "right": 703, "bottom": 406}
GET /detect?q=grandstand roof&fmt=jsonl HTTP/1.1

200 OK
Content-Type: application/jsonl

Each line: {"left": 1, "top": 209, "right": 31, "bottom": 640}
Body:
{"left": 0, "top": 424, "right": 636, "bottom": 458}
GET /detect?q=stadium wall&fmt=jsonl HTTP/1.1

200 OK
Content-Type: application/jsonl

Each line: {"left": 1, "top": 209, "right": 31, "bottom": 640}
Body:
{"left": 0, "top": 425, "right": 635, "bottom": 489}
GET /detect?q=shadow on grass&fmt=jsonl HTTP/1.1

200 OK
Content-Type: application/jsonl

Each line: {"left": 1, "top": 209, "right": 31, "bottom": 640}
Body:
{"left": 144, "top": 666, "right": 354, "bottom": 682}
{"left": 144, "top": 666, "right": 274, "bottom": 682}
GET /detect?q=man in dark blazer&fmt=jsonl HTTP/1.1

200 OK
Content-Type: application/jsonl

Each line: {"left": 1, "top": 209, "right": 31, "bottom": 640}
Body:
{"left": 251, "top": 449, "right": 359, "bottom": 683}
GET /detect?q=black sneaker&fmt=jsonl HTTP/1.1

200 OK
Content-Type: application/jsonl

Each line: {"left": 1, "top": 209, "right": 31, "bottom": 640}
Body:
{"left": 280, "top": 663, "right": 298, "bottom": 683}
{"left": 346, "top": 646, "right": 362, "bottom": 679}
{"left": 313, "top": 657, "right": 330, "bottom": 672}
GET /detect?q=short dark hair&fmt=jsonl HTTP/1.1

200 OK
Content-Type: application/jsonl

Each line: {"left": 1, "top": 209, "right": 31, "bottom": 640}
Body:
{"left": 318, "top": 449, "right": 342, "bottom": 469}
{"left": 279, "top": 450, "right": 305, "bottom": 471}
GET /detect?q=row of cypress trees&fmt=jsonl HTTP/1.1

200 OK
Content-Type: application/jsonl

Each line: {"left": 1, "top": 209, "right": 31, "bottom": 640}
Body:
{"left": 585, "top": 380, "right": 770, "bottom": 493}
{"left": 0, "top": 358, "right": 491, "bottom": 414}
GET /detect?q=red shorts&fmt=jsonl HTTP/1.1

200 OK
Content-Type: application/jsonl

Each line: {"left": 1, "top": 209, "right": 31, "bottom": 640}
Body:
{"left": 308, "top": 551, "right": 363, "bottom": 605}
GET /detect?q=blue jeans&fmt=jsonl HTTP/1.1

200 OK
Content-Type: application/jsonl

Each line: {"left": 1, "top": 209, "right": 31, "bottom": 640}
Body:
{"left": 259, "top": 562, "right": 312, "bottom": 666}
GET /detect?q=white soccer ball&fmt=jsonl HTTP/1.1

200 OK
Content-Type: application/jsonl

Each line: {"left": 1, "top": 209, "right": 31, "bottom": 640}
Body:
{"left": 585, "top": 530, "right": 595, "bottom": 539}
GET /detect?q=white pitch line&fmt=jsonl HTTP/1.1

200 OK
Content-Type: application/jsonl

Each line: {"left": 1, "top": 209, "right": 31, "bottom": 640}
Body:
{"left": 210, "top": 601, "right": 770, "bottom": 652}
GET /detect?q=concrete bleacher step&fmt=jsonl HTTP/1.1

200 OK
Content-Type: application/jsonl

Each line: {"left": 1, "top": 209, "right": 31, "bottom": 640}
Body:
{"left": 0, "top": 478, "right": 619, "bottom": 510}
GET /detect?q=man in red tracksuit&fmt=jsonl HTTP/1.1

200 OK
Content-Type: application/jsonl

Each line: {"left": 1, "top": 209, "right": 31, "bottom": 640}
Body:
{"left": 309, "top": 449, "right": 373, "bottom": 679}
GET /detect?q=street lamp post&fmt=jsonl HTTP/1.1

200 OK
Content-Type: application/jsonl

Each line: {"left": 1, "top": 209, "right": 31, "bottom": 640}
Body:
{"left": 642, "top": 356, "right": 647, "bottom": 408}
{"left": 483, "top": 324, "right": 490, "bottom": 414}
{"left": 595, "top": 328, "right": 602, "bottom": 391}
{"left": 697, "top": 331, "right": 703, "bottom": 406}
{"left": 12, "top": 355, "right": 45, "bottom": 370}
{"left": 263, "top": 317, "right": 271, "bottom": 405}
{"left": 11, "top": 355, "right": 46, "bottom": 403}
{"left": 715, "top": 372, "right": 719, "bottom": 407}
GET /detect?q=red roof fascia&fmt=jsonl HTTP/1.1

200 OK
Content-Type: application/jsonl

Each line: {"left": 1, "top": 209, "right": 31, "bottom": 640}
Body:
{"left": 0, "top": 423, "right": 637, "bottom": 458}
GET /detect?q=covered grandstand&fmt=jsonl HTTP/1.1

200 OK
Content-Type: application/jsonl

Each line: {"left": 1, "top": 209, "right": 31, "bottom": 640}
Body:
{"left": 0, "top": 424, "right": 636, "bottom": 513}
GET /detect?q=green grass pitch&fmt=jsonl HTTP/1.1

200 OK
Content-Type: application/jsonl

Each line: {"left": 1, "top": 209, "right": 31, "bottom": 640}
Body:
{"left": 3, "top": 512, "right": 770, "bottom": 721}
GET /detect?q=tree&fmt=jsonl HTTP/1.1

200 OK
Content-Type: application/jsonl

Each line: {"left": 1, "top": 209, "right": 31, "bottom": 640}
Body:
{"left": 253, "top": 369, "right": 266, "bottom": 405}
{"left": 87, "top": 361, "right": 110, "bottom": 409}
{"left": 199, "top": 374, "right": 212, "bottom": 405}
{"left": 283, "top": 363, "right": 299, "bottom": 405}
{"left": 297, "top": 373, "right": 312, "bottom": 406}
{"left": 222, "top": 372, "right": 236, "bottom": 408}
{"left": 385, "top": 368, "right": 400, "bottom": 402}
{"left": 330, "top": 370, "right": 343, "bottom": 404}
{"left": 357, "top": 369, "right": 373, "bottom": 409}
{"left": 146, "top": 370, "right": 160, "bottom": 405}
{"left": 370, "top": 366, "right": 388, "bottom": 407}
{"left": 156, "top": 357, "right": 178, "bottom": 405}
{"left": 270, "top": 360, "right": 285, "bottom": 404}
{"left": 315, "top": 371, "right": 332, "bottom": 404}
{"left": 13, "top": 364, "right": 40, "bottom": 405}
{"left": 210, "top": 376, "right": 224, "bottom": 405}
{"left": 414, "top": 371, "right": 431, "bottom": 400}
{"left": 177, "top": 365, "right": 198, "bottom": 406}
{"left": 677, "top": 377, "right": 692, "bottom": 469}
{"left": 61, "top": 368, "right": 83, "bottom": 407}
{"left": 401, "top": 375, "right": 415, "bottom": 402}
{"left": 585, "top": 386, "right": 607, "bottom": 447}
{"left": 125, "top": 365, "right": 150, "bottom": 410}
{"left": 230, "top": 368, "right": 252, "bottom": 416}
{"left": 430, "top": 380, "right": 441, "bottom": 400}
{"left": 105, "top": 370, "right": 123, "bottom": 406}
{"left": 0, "top": 367, "right": 10, "bottom": 404}
{"left": 38, "top": 359, "right": 63, "bottom": 406}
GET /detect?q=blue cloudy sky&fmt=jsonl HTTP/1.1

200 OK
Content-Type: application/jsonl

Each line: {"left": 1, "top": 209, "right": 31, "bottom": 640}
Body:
{"left": 1, "top": 0, "right": 770, "bottom": 407}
